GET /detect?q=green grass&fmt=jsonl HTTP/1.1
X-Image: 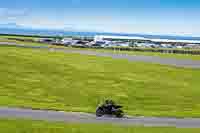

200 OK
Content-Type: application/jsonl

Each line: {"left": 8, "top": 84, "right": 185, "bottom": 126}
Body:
{"left": 0, "top": 118, "right": 200, "bottom": 133}
{"left": 0, "top": 37, "right": 49, "bottom": 46}
{"left": 16, "top": 41, "right": 50, "bottom": 46}
{"left": 0, "top": 46, "right": 200, "bottom": 117}
{"left": 0, "top": 35, "right": 40, "bottom": 40}
{"left": 0, "top": 38, "right": 18, "bottom": 43}
{"left": 0, "top": 34, "right": 51, "bottom": 46}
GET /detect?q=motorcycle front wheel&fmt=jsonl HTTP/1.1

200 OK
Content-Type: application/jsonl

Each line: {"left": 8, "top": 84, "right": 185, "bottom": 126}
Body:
{"left": 115, "top": 109, "right": 124, "bottom": 118}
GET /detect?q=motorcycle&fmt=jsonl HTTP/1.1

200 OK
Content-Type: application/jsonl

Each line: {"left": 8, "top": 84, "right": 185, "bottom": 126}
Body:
{"left": 96, "top": 100, "right": 124, "bottom": 118}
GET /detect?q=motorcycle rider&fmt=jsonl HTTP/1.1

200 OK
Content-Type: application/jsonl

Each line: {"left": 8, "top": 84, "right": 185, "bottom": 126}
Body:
{"left": 103, "top": 99, "right": 116, "bottom": 111}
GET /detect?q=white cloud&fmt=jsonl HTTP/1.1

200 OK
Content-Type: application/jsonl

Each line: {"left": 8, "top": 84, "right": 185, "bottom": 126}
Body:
{"left": 83, "top": 23, "right": 200, "bottom": 37}
{"left": 0, "top": 7, "right": 199, "bottom": 37}
{"left": 0, "top": 8, "right": 29, "bottom": 22}
{"left": 19, "top": 17, "right": 66, "bottom": 29}
{"left": 20, "top": 19, "right": 200, "bottom": 36}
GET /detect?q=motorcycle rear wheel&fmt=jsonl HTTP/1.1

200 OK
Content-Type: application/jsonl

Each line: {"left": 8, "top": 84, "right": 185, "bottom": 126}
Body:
{"left": 96, "top": 108, "right": 104, "bottom": 117}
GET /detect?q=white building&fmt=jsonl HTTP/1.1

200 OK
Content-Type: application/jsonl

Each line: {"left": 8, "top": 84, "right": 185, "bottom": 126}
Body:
{"left": 94, "top": 35, "right": 148, "bottom": 42}
{"left": 61, "top": 38, "right": 73, "bottom": 45}
{"left": 135, "top": 43, "right": 153, "bottom": 48}
{"left": 160, "top": 44, "right": 173, "bottom": 48}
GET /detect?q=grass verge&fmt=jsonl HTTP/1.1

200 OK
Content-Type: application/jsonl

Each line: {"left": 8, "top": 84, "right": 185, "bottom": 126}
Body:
{"left": 0, "top": 46, "right": 200, "bottom": 117}
{"left": 0, "top": 118, "right": 200, "bottom": 133}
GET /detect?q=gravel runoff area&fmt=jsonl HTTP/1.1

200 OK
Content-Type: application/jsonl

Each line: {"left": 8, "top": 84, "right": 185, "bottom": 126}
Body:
{"left": 1, "top": 42, "right": 200, "bottom": 68}
{"left": 0, "top": 107, "right": 200, "bottom": 128}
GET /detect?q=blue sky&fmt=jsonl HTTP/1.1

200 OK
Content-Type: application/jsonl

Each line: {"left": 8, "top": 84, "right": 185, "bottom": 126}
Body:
{"left": 0, "top": 0, "right": 200, "bottom": 36}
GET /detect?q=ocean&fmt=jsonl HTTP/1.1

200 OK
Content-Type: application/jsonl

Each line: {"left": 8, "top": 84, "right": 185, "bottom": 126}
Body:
{"left": 0, "top": 27, "right": 200, "bottom": 41}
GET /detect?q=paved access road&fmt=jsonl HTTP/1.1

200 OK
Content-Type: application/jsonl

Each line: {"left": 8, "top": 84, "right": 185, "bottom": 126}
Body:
{"left": 1, "top": 42, "right": 200, "bottom": 68}
{"left": 0, "top": 107, "right": 200, "bottom": 128}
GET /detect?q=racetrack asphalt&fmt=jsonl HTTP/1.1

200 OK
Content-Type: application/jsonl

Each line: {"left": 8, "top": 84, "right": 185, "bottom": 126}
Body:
{"left": 1, "top": 42, "right": 200, "bottom": 68}
{"left": 1, "top": 43, "right": 200, "bottom": 127}
{"left": 0, "top": 107, "right": 200, "bottom": 128}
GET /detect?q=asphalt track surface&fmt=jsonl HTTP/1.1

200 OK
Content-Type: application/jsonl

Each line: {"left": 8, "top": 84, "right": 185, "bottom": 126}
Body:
{"left": 1, "top": 42, "right": 200, "bottom": 68}
{"left": 0, "top": 107, "right": 200, "bottom": 128}
{"left": 1, "top": 43, "right": 200, "bottom": 127}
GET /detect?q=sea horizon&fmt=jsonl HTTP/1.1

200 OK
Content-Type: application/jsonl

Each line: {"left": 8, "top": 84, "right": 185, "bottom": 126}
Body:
{"left": 0, "top": 27, "right": 200, "bottom": 41}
